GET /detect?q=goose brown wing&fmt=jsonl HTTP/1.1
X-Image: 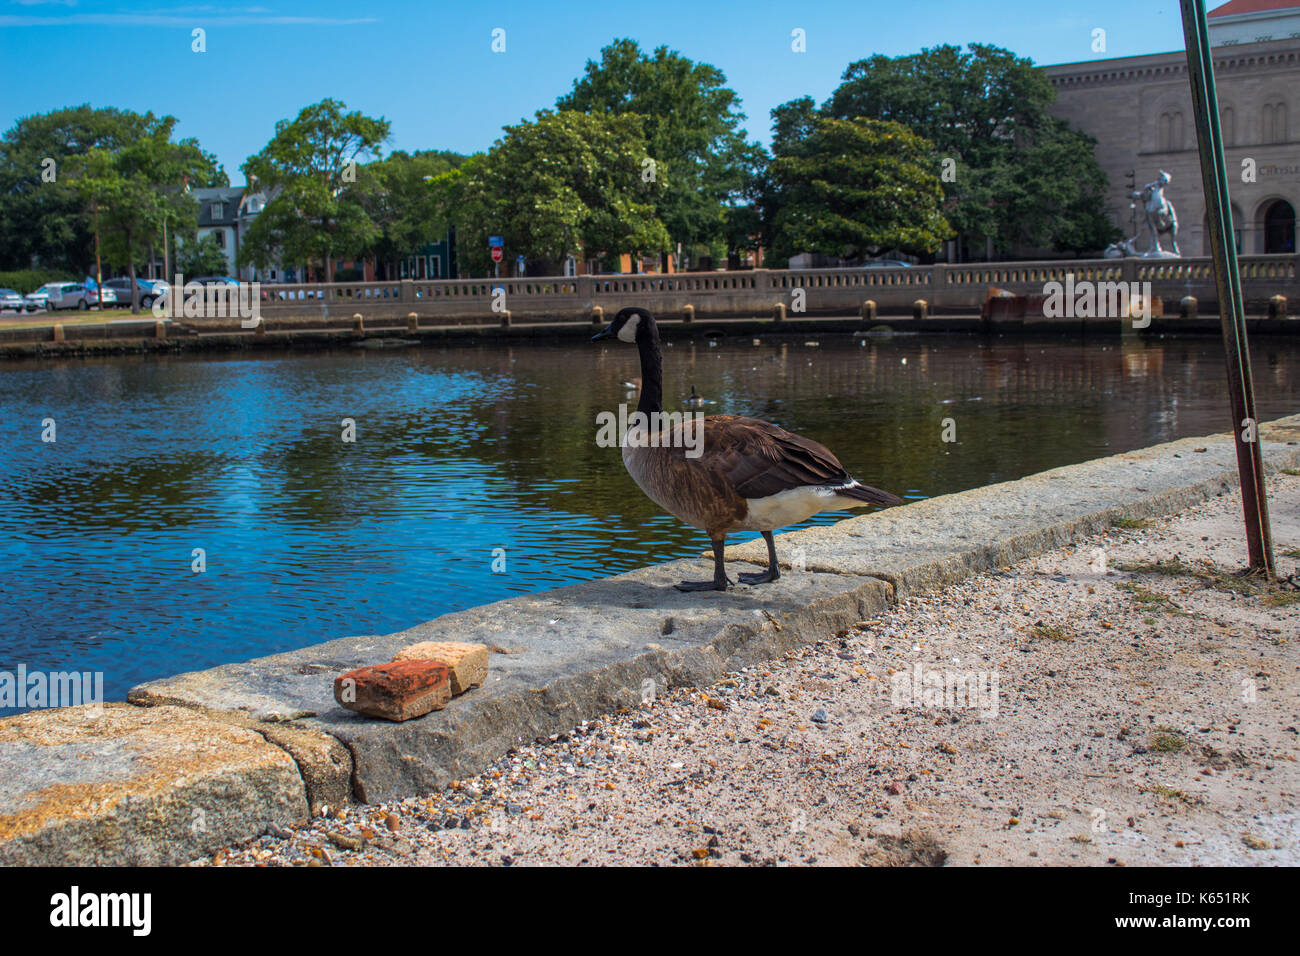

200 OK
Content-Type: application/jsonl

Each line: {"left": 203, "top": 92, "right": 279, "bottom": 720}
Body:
{"left": 703, "top": 415, "right": 850, "bottom": 500}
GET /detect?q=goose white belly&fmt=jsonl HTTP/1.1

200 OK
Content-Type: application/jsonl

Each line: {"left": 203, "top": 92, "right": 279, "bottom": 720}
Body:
{"left": 735, "top": 485, "right": 862, "bottom": 532}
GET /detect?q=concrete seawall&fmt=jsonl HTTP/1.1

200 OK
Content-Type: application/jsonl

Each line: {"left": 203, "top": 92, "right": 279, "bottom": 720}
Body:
{"left": 2, "top": 310, "right": 1297, "bottom": 361}
{"left": 2, "top": 414, "right": 1298, "bottom": 865}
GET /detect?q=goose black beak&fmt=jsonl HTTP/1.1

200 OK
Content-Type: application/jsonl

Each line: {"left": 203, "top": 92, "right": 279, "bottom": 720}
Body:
{"left": 591, "top": 325, "right": 614, "bottom": 342}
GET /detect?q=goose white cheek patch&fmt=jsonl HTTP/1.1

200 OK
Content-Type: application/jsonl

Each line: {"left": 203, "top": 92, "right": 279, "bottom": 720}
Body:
{"left": 594, "top": 406, "right": 705, "bottom": 458}
{"left": 616, "top": 316, "right": 640, "bottom": 342}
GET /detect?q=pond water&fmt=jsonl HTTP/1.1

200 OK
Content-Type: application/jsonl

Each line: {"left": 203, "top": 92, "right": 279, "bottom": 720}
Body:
{"left": 1, "top": 332, "right": 1297, "bottom": 705}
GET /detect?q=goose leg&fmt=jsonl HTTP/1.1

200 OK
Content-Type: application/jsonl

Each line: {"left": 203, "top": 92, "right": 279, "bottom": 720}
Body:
{"left": 675, "top": 537, "right": 732, "bottom": 592}
{"left": 738, "top": 530, "right": 781, "bottom": 585}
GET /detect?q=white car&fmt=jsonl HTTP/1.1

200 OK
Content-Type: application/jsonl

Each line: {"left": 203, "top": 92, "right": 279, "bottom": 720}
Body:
{"left": 24, "top": 284, "right": 57, "bottom": 311}
{"left": 0, "top": 288, "right": 24, "bottom": 312}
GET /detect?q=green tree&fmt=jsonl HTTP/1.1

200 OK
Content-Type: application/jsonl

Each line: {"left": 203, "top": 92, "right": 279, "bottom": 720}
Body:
{"left": 70, "top": 118, "right": 222, "bottom": 311}
{"left": 557, "top": 39, "right": 764, "bottom": 263}
{"left": 355, "top": 149, "right": 466, "bottom": 276}
{"left": 175, "top": 233, "right": 229, "bottom": 277}
{"left": 239, "top": 99, "right": 390, "bottom": 282}
{"left": 0, "top": 105, "right": 224, "bottom": 275}
{"left": 764, "top": 114, "right": 951, "bottom": 264}
{"left": 821, "top": 43, "right": 1116, "bottom": 257}
{"left": 428, "top": 110, "right": 669, "bottom": 275}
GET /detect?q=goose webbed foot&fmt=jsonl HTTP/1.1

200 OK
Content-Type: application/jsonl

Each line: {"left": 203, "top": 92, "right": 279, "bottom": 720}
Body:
{"left": 737, "top": 531, "right": 781, "bottom": 586}
{"left": 675, "top": 576, "right": 731, "bottom": 592}
{"left": 674, "top": 538, "right": 731, "bottom": 592}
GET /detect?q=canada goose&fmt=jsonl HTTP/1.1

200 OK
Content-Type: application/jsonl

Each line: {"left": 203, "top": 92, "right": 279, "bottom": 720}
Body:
{"left": 685, "top": 385, "right": 708, "bottom": 408}
{"left": 592, "top": 307, "right": 903, "bottom": 591}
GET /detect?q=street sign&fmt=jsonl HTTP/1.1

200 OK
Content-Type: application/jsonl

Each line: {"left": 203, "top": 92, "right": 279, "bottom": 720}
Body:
{"left": 488, "top": 236, "right": 503, "bottom": 247}
{"left": 491, "top": 247, "right": 503, "bottom": 263}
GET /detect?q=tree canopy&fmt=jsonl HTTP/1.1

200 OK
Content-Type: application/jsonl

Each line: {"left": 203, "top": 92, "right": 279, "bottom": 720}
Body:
{"left": 819, "top": 43, "right": 1116, "bottom": 255}
{"left": 557, "top": 39, "right": 764, "bottom": 261}
{"left": 355, "top": 149, "right": 466, "bottom": 275}
{"left": 428, "top": 110, "right": 669, "bottom": 275}
{"left": 0, "top": 105, "right": 224, "bottom": 276}
{"left": 765, "top": 109, "right": 952, "bottom": 263}
{"left": 238, "top": 99, "right": 390, "bottom": 282}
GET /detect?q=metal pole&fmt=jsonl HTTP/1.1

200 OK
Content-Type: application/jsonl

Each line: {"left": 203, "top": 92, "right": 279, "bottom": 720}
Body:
{"left": 1178, "top": 0, "right": 1275, "bottom": 576}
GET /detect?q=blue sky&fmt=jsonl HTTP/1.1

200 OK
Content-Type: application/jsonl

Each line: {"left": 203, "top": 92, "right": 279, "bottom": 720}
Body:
{"left": 1, "top": 0, "right": 1190, "bottom": 181}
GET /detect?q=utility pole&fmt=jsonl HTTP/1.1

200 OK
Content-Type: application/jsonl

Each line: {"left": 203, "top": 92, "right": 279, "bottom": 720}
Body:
{"left": 1178, "top": 0, "right": 1275, "bottom": 576}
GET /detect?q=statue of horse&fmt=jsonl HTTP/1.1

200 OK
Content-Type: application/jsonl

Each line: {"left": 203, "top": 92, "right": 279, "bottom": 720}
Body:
{"left": 1133, "top": 171, "right": 1180, "bottom": 257}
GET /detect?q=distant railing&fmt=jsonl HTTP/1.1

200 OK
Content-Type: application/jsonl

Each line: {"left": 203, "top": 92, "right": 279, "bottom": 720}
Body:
{"left": 243, "top": 254, "right": 1299, "bottom": 320}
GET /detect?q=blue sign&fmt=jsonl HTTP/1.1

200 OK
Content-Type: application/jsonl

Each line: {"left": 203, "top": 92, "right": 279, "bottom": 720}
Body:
{"left": 488, "top": 236, "right": 503, "bottom": 247}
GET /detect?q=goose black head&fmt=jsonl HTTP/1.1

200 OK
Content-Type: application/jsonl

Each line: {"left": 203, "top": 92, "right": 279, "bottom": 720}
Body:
{"left": 592, "top": 307, "right": 656, "bottom": 345}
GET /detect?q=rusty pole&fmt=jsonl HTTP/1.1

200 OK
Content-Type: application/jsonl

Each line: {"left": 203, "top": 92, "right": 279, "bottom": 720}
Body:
{"left": 1178, "top": 0, "right": 1276, "bottom": 576}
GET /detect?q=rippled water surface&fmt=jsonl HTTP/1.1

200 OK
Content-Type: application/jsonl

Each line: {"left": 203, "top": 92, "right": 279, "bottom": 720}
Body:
{"left": 1, "top": 333, "right": 1297, "bottom": 704}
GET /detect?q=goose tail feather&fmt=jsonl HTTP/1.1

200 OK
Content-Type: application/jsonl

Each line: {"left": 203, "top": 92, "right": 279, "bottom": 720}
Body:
{"left": 837, "top": 481, "right": 903, "bottom": 507}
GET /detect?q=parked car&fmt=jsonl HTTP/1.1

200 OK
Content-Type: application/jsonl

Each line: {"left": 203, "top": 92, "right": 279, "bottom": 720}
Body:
{"left": 103, "top": 277, "right": 162, "bottom": 309}
{"left": 42, "top": 282, "right": 100, "bottom": 311}
{"left": 0, "top": 288, "right": 24, "bottom": 312}
{"left": 25, "top": 283, "right": 63, "bottom": 311}
{"left": 861, "top": 259, "right": 914, "bottom": 268}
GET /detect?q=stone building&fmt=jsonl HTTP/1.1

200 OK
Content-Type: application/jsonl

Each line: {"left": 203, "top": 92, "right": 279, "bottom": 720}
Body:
{"left": 1043, "top": 0, "right": 1298, "bottom": 256}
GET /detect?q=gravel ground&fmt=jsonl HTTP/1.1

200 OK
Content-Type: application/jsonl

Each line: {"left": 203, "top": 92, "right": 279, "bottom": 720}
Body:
{"left": 199, "top": 472, "right": 1300, "bottom": 867}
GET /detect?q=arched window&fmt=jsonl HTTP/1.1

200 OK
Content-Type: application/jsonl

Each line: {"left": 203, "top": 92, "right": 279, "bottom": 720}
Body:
{"left": 1261, "top": 100, "right": 1288, "bottom": 143}
{"left": 1158, "top": 110, "right": 1184, "bottom": 151}
{"left": 1263, "top": 200, "right": 1296, "bottom": 254}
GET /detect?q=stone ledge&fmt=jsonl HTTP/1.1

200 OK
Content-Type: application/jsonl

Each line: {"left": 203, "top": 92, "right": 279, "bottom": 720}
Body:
{"left": 0, "top": 703, "right": 308, "bottom": 865}
{"left": 131, "top": 564, "right": 892, "bottom": 802}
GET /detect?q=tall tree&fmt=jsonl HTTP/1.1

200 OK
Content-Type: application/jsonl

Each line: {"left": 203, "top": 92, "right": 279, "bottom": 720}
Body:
{"left": 765, "top": 114, "right": 952, "bottom": 264}
{"left": 0, "top": 106, "right": 224, "bottom": 274}
{"left": 821, "top": 44, "right": 1116, "bottom": 257}
{"left": 428, "top": 110, "right": 669, "bottom": 276}
{"left": 69, "top": 118, "right": 222, "bottom": 311}
{"left": 557, "top": 39, "right": 764, "bottom": 263}
{"left": 239, "top": 99, "right": 390, "bottom": 282}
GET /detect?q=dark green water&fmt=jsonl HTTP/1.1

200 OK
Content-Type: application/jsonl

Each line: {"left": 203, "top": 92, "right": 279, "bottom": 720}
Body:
{"left": 1, "top": 332, "right": 1297, "bottom": 705}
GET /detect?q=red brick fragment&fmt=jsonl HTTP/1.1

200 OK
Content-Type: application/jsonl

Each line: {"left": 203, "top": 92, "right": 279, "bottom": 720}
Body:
{"left": 333, "top": 660, "right": 451, "bottom": 721}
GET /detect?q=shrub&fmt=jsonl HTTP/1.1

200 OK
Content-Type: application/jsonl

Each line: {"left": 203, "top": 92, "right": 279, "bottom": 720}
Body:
{"left": 0, "top": 268, "right": 79, "bottom": 295}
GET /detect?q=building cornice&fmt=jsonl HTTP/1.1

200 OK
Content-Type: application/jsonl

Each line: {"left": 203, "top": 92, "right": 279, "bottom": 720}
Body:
{"left": 1044, "top": 36, "right": 1300, "bottom": 88}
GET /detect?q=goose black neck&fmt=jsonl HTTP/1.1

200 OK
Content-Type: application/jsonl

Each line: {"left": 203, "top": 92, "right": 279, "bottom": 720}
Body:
{"left": 635, "top": 318, "right": 663, "bottom": 417}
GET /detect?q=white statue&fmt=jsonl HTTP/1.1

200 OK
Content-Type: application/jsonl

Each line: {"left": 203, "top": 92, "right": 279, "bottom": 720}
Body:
{"left": 1133, "top": 171, "right": 1180, "bottom": 258}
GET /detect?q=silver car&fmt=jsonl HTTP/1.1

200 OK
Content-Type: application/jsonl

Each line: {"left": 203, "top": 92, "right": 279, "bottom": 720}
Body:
{"left": 44, "top": 283, "right": 99, "bottom": 311}
{"left": 0, "top": 288, "right": 24, "bottom": 312}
